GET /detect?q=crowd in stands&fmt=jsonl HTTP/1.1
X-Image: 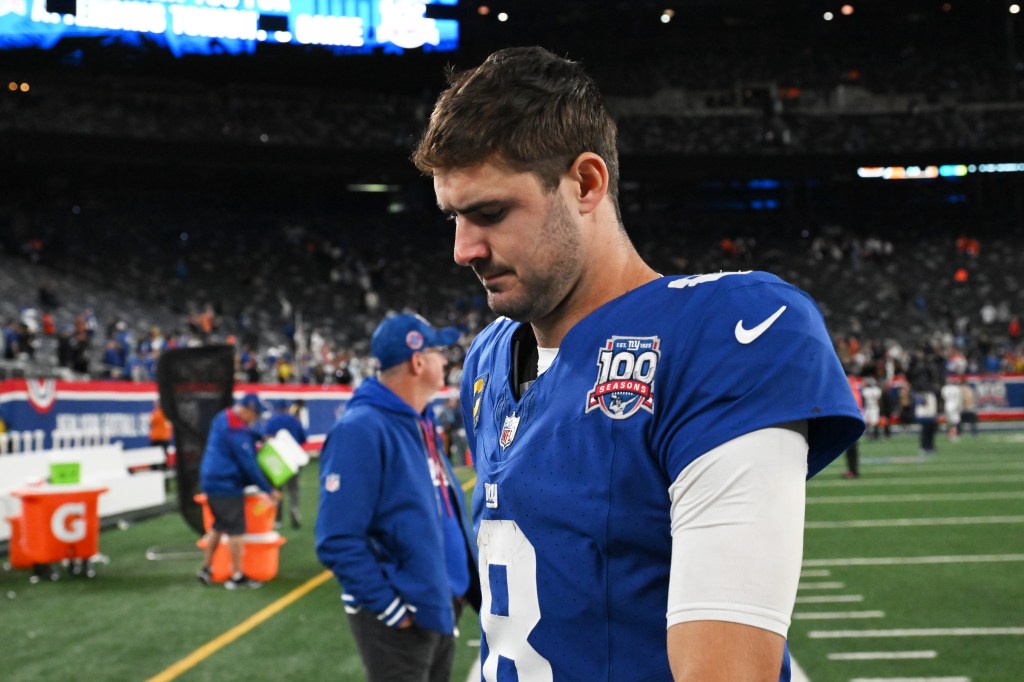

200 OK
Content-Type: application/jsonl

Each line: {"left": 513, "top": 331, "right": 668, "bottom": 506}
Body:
{"left": 2, "top": 5, "right": 1023, "bottom": 390}
{"left": 2, "top": 187, "right": 1022, "bottom": 393}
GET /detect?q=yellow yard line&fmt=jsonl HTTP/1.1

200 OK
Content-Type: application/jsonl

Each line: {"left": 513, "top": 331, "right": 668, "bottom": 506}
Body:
{"left": 462, "top": 474, "right": 476, "bottom": 492}
{"left": 146, "top": 570, "right": 334, "bottom": 682}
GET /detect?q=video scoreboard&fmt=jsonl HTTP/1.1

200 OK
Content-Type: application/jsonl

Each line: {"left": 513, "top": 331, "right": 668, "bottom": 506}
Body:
{"left": 0, "top": 0, "right": 459, "bottom": 56}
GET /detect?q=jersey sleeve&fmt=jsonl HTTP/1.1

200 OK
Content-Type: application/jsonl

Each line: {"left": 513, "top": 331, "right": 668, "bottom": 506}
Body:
{"left": 314, "top": 420, "right": 404, "bottom": 620}
{"left": 653, "top": 277, "right": 864, "bottom": 480}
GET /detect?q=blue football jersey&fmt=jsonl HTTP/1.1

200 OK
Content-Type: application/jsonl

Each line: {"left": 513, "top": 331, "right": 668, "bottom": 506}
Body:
{"left": 462, "top": 271, "right": 864, "bottom": 682}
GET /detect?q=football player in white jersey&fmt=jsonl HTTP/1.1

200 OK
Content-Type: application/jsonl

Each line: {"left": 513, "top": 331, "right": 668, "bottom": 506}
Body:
{"left": 413, "top": 46, "right": 863, "bottom": 682}
{"left": 941, "top": 378, "right": 964, "bottom": 441}
{"left": 861, "top": 377, "right": 884, "bottom": 439}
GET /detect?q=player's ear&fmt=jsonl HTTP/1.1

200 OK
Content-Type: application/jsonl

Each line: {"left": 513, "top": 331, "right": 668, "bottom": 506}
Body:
{"left": 568, "top": 152, "right": 608, "bottom": 216}
{"left": 408, "top": 352, "right": 426, "bottom": 376}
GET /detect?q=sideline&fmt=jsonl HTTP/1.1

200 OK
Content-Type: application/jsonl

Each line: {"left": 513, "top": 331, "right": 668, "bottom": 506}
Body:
{"left": 145, "top": 570, "right": 334, "bottom": 682}
{"left": 149, "top": 476, "right": 477, "bottom": 681}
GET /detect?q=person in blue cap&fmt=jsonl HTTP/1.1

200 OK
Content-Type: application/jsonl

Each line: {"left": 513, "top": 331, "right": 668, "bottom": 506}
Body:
{"left": 315, "top": 313, "right": 481, "bottom": 682}
{"left": 197, "top": 392, "right": 281, "bottom": 589}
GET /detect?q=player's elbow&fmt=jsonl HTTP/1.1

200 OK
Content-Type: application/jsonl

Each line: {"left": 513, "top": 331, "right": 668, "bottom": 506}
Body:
{"left": 667, "top": 621, "right": 785, "bottom": 682}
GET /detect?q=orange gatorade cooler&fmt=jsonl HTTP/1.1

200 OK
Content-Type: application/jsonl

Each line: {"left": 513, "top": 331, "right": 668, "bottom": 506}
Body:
{"left": 10, "top": 486, "right": 108, "bottom": 564}
{"left": 5, "top": 515, "right": 34, "bottom": 570}
{"left": 196, "top": 532, "right": 287, "bottom": 582}
{"left": 194, "top": 492, "right": 277, "bottom": 534}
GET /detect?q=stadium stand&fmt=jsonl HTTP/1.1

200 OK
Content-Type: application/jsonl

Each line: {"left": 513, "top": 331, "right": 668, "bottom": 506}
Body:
{"left": 1, "top": 0, "right": 1022, "bottom": 385}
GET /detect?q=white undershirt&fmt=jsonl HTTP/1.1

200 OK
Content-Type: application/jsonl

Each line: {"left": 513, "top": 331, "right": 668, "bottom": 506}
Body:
{"left": 537, "top": 346, "right": 558, "bottom": 375}
{"left": 667, "top": 424, "right": 808, "bottom": 637}
{"left": 536, "top": 349, "right": 807, "bottom": 638}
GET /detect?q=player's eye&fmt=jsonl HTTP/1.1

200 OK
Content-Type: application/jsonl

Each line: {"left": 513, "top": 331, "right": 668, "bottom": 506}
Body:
{"left": 477, "top": 209, "right": 506, "bottom": 224}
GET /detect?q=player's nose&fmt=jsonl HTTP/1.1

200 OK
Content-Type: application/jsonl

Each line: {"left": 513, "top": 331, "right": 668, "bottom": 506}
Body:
{"left": 453, "top": 222, "right": 489, "bottom": 267}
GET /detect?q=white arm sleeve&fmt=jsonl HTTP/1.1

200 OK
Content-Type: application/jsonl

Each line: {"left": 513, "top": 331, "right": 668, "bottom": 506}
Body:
{"left": 666, "top": 423, "right": 808, "bottom": 637}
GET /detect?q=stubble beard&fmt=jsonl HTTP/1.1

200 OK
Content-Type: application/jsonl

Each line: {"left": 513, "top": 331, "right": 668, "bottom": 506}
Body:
{"left": 479, "top": 196, "right": 580, "bottom": 323}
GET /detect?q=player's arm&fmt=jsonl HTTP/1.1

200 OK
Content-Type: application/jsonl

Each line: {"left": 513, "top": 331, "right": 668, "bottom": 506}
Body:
{"left": 666, "top": 423, "right": 807, "bottom": 681}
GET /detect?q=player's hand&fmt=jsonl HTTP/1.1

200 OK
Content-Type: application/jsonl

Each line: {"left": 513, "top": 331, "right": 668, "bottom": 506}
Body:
{"left": 396, "top": 613, "right": 415, "bottom": 629}
{"left": 270, "top": 490, "right": 283, "bottom": 502}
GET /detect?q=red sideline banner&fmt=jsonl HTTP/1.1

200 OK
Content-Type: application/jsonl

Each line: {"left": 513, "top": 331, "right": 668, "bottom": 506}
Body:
{"left": 0, "top": 380, "right": 457, "bottom": 453}
{"left": 881, "top": 374, "right": 1024, "bottom": 421}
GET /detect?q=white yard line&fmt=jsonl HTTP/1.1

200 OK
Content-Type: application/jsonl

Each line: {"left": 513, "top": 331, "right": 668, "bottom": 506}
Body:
{"left": 465, "top": 654, "right": 480, "bottom": 682}
{"left": 807, "top": 491, "right": 1024, "bottom": 504}
{"left": 801, "top": 569, "right": 832, "bottom": 577}
{"left": 810, "top": 474, "right": 1024, "bottom": 488}
{"left": 810, "top": 627, "right": 1024, "bottom": 638}
{"left": 798, "top": 581, "right": 845, "bottom": 590}
{"left": 793, "top": 611, "right": 885, "bottom": 620}
{"left": 796, "top": 595, "right": 865, "bottom": 604}
{"left": 790, "top": 655, "right": 810, "bottom": 682}
{"left": 803, "top": 554, "right": 1024, "bottom": 567}
{"left": 805, "top": 515, "right": 1024, "bottom": 529}
{"left": 855, "top": 461, "right": 1024, "bottom": 472}
{"left": 849, "top": 677, "right": 969, "bottom": 682}
{"left": 829, "top": 650, "right": 937, "bottom": 661}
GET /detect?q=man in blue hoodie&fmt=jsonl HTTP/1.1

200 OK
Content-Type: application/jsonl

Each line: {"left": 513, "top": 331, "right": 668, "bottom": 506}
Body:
{"left": 198, "top": 393, "right": 280, "bottom": 590}
{"left": 315, "top": 314, "right": 481, "bottom": 682}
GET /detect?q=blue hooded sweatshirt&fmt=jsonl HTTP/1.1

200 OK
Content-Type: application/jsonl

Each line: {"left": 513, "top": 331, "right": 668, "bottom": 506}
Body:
{"left": 314, "top": 377, "right": 479, "bottom": 635}
{"left": 199, "top": 408, "right": 274, "bottom": 496}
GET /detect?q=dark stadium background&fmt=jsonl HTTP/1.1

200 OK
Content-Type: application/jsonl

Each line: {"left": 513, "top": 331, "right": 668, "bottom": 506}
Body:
{"left": 2, "top": 0, "right": 1022, "bottom": 377}
{"left": 3, "top": 3, "right": 1024, "bottom": 682}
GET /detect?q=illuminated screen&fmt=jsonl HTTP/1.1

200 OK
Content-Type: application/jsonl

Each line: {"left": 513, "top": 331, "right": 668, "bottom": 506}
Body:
{"left": 0, "top": 0, "right": 459, "bottom": 56}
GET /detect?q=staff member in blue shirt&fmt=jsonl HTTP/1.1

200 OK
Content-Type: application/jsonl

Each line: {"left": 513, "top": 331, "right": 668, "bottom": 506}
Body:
{"left": 198, "top": 393, "right": 280, "bottom": 590}
{"left": 315, "top": 314, "right": 480, "bottom": 682}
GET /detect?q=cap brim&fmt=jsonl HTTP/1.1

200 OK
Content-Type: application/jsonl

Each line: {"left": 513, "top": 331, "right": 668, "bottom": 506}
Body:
{"left": 429, "top": 327, "right": 460, "bottom": 348}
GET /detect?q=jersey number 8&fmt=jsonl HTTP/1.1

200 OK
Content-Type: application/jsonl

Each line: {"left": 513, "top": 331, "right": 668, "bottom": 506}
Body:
{"left": 478, "top": 519, "right": 554, "bottom": 681}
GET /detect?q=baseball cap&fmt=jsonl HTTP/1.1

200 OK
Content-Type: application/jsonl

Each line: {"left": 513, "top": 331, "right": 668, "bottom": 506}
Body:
{"left": 237, "top": 393, "right": 266, "bottom": 414}
{"left": 371, "top": 314, "right": 460, "bottom": 370}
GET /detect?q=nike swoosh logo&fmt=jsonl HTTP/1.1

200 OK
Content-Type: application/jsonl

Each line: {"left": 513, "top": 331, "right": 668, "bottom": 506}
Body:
{"left": 735, "top": 305, "right": 787, "bottom": 344}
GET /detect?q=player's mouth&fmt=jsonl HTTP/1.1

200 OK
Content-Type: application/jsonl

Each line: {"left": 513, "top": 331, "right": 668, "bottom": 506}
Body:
{"left": 476, "top": 267, "right": 514, "bottom": 290}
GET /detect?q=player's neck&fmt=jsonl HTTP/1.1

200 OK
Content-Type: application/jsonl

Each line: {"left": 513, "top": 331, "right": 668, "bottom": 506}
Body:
{"left": 380, "top": 373, "right": 430, "bottom": 415}
{"left": 532, "top": 249, "right": 659, "bottom": 348}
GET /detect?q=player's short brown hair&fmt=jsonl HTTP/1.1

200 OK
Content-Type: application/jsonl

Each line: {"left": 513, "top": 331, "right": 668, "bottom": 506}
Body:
{"left": 412, "top": 46, "right": 620, "bottom": 214}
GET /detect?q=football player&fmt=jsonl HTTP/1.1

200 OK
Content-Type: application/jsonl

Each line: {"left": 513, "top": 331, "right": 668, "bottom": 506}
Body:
{"left": 413, "top": 47, "right": 864, "bottom": 682}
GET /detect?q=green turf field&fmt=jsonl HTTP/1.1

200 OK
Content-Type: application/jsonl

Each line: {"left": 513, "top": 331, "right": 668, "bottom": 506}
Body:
{"left": 0, "top": 465, "right": 481, "bottom": 682}
{"left": 2, "top": 430, "right": 1021, "bottom": 681}
{"left": 791, "top": 429, "right": 1024, "bottom": 682}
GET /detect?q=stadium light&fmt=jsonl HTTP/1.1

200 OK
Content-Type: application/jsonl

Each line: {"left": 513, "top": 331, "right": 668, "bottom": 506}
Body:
{"left": 1011, "top": 4, "right": 1021, "bottom": 15}
{"left": 841, "top": 4, "right": 854, "bottom": 16}
{"left": 824, "top": 11, "right": 834, "bottom": 21}
{"left": 497, "top": 12, "right": 508, "bottom": 21}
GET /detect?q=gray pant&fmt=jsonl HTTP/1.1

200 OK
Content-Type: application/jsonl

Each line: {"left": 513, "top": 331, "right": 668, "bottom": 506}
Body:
{"left": 347, "top": 608, "right": 455, "bottom": 682}
{"left": 276, "top": 472, "right": 301, "bottom": 527}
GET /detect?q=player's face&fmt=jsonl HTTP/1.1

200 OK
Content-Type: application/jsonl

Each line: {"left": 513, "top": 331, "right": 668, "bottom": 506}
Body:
{"left": 418, "top": 348, "right": 449, "bottom": 391}
{"left": 435, "top": 161, "right": 581, "bottom": 323}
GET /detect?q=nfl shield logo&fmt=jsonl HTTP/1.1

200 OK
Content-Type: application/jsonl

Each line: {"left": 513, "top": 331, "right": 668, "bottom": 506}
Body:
{"left": 499, "top": 413, "right": 520, "bottom": 449}
{"left": 325, "top": 473, "right": 341, "bottom": 493}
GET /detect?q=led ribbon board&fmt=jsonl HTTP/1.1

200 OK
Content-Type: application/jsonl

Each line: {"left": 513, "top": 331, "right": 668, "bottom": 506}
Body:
{"left": 0, "top": 0, "right": 458, "bottom": 56}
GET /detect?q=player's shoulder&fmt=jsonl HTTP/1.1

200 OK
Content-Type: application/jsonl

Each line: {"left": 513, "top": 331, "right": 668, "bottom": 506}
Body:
{"left": 662, "top": 270, "right": 800, "bottom": 297}
{"left": 465, "top": 317, "right": 518, "bottom": 365}
{"left": 647, "top": 270, "right": 819, "bottom": 320}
